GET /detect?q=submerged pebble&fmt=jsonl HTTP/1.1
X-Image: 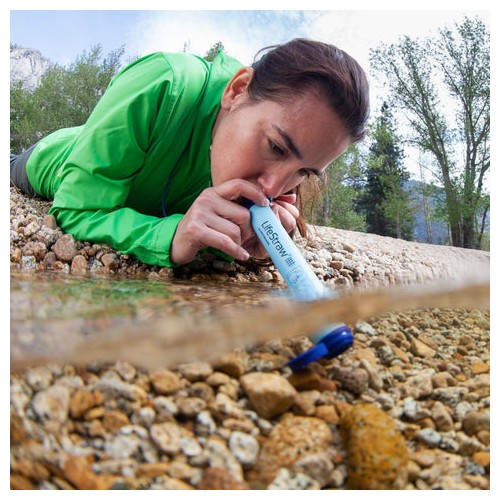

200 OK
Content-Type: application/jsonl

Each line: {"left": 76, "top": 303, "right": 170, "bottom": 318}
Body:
{"left": 340, "top": 403, "right": 409, "bottom": 489}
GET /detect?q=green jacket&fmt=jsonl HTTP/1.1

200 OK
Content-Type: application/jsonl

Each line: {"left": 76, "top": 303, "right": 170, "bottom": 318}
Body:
{"left": 26, "top": 51, "right": 243, "bottom": 267}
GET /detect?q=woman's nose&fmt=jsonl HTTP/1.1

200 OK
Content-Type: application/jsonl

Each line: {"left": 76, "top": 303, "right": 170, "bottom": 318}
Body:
{"left": 257, "top": 172, "right": 291, "bottom": 200}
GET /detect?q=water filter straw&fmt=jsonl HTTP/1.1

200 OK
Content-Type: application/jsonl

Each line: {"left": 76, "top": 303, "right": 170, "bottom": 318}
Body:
{"left": 245, "top": 200, "right": 332, "bottom": 301}
{"left": 244, "top": 200, "right": 353, "bottom": 371}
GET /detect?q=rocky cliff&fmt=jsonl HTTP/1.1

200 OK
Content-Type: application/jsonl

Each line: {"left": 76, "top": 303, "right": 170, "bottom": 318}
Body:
{"left": 10, "top": 47, "right": 52, "bottom": 91}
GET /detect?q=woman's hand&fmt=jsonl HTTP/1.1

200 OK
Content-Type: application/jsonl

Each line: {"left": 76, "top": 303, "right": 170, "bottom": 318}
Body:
{"left": 170, "top": 179, "right": 270, "bottom": 266}
{"left": 170, "top": 183, "right": 300, "bottom": 265}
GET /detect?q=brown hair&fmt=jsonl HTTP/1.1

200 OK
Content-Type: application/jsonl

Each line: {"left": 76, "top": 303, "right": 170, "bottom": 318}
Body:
{"left": 250, "top": 38, "right": 370, "bottom": 142}
{"left": 249, "top": 38, "right": 370, "bottom": 237}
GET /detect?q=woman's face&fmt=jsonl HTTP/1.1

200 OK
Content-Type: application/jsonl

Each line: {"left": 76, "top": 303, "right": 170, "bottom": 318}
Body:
{"left": 210, "top": 67, "right": 352, "bottom": 200}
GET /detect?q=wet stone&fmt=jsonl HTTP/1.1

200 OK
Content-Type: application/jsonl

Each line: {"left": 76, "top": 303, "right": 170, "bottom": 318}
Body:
{"left": 340, "top": 403, "right": 409, "bottom": 489}
{"left": 240, "top": 372, "right": 297, "bottom": 419}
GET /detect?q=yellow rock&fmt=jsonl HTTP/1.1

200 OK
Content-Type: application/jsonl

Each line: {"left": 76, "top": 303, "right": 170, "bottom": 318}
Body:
{"left": 340, "top": 403, "right": 409, "bottom": 489}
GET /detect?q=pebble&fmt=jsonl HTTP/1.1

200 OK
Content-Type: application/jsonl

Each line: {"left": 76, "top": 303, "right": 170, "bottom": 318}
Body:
{"left": 31, "top": 385, "right": 70, "bottom": 426}
{"left": 52, "top": 234, "right": 78, "bottom": 263}
{"left": 228, "top": 431, "right": 260, "bottom": 466}
{"left": 462, "top": 410, "right": 490, "bottom": 436}
{"left": 240, "top": 372, "right": 297, "bottom": 419}
{"left": 331, "top": 366, "right": 369, "bottom": 395}
{"left": 256, "top": 415, "right": 332, "bottom": 485}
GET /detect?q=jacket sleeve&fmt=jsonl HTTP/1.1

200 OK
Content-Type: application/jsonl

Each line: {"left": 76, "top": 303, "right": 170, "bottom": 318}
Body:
{"left": 48, "top": 54, "right": 185, "bottom": 267}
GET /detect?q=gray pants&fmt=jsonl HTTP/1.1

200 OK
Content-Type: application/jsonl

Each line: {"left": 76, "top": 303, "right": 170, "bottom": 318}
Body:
{"left": 10, "top": 143, "right": 39, "bottom": 197}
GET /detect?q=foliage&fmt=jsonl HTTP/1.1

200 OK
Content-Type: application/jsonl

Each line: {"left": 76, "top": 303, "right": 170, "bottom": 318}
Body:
{"left": 307, "top": 144, "right": 366, "bottom": 232}
{"left": 10, "top": 45, "right": 125, "bottom": 153}
{"left": 204, "top": 42, "right": 225, "bottom": 62}
{"left": 369, "top": 16, "right": 489, "bottom": 249}
{"left": 358, "top": 103, "right": 414, "bottom": 240}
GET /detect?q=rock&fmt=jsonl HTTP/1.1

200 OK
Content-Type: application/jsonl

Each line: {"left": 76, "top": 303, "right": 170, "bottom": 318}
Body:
{"left": 403, "top": 369, "right": 434, "bottom": 399}
{"left": 21, "top": 255, "right": 37, "bottom": 271}
{"left": 150, "top": 369, "right": 182, "bottom": 395}
{"left": 268, "top": 468, "right": 320, "bottom": 490}
{"left": 228, "top": 431, "right": 260, "bottom": 467}
{"left": 240, "top": 372, "right": 297, "bottom": 419}
{"left": 293, "top": 452, "right": 335, "bottom": 487}
{"left": 410, "top": 338, "right": 436, "bottom": 358}
{"left": 25, "top": 366, "right": 54, "bottom": 391}
{"left": 177, "top": 362, "right": 213, "bottom": 381}
{"left": 256, "top": 415, "right": 332, "bottom": 484}
{"left": 287, "top": 370, "right": 338, "bottom": 392}
{"left": 431, "top": 401, "right": 454, "bottom": 432}
{"left": 53, "top": 234, "right": 78, "bottom": 263}
{"left": 212, "top": 353, "right": 247, "bottom": 378}
{"left": 101, "top": 253, "right": 119, "bottom": 270}
{"left": 42, "top": 214, "right": 58, "bottom": 229}
{"left": 175, "top": 396, "right": 207, "bottom": 418}
{"left": 355, "top": 321, "right": 378, "bottom": 336}
{"left": 150, "top": 422, "right": 194, "bottom": 455}
{"left": 198, "top": 467, "right": 248, "bottom": 490}
{"left": 315, "top": 404, "right": 340, "bottom": 424}
{"left": 69, "top": 390, "right": 102, "bottom": 419}
{"left": 91, "top": 374, "right": 147, "bottom": 402}
{"left": 340, "top": 403, "right": 409, "bottom": 489}
{"left": 331, "top": 366, "right": 369, "bottom": 395}
{"left": 71, "top": 254, "right": 88, "bottom": 274}
{"left": 31, "top": 385, "right": 70, "bottom": 426}
{"left": 102, "top": 410, "right": 131, "bottom": 432}
{"left": 64, "top": 455, "right": 116, "bottom": 490}
{"left": 471, "top": 361, "right": 489, "bottom": 374}
{"left": 462, "top": 410, "right": 490, "bottom": 436}
{"left": 416, "top": 428, "right": 442, "bottom": 447}
{"left": 206, "top": 436, "right": 244, "bottom": 481}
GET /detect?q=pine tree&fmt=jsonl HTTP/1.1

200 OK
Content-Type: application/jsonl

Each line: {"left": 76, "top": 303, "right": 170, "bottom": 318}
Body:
{"left": 358, "top": 103, "right": 414, "bottom": 240}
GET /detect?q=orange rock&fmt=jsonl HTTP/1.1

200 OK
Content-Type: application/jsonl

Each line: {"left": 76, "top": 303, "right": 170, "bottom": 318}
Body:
{"left": 10, "top": 473, "right": 35, "bottom": 490}
{"left": 64, "top": 455, "right": 117, "bottom": 490}
{"left": 135, "top": 462, "right": 171, "bottom": 478}
{"left": 340, "top": 403, "right": 409, "bottom": 489}
{"left": 198, "top": 467, "right": 249, "bottom": 489}
{"left": 315, "top": 404, "right": 340, "bottom": 425}
{"left": 11, "top": 459, "right": 50, "bottom": 482}
{"left": 471, "top": 451, "right": 490, "bottom": 469}
{"left": 287, "top": 370, "right": 338, "bottom": 392}
{"left": 471, "top": 361, "right": 489, "bottom": 374}
{"left": 70, "top": 390, "right": 100, "bottom": 419}
{"left": 102, "top": 409, "right": 130, "bottom": 432}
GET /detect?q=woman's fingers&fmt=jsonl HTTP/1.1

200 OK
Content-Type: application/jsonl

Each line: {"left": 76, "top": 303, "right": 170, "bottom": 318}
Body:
{"left": 170, "top": 180, "right": 265, "bottom": 265}
{"left": 271, "top": 196, "right": 300, "bottom": 235}
{"left": 213, "top": 179, "right": 270, "bottom": 207}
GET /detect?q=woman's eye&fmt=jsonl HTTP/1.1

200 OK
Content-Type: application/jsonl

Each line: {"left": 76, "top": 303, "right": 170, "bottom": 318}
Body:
{"left": 298, "top": 168, "right": 321, "bottom": 179}
{"left": 268, "top": 140, "right": 285, "bottom": 157}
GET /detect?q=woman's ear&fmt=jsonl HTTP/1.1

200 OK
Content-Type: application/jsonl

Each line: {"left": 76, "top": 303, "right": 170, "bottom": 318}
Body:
{"left": 221, "top": 67, "right": 254, "bottom": 110}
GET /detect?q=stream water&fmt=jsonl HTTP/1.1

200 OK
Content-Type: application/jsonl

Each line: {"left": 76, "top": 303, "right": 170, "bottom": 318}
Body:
{"left": 10, "top": 270, "right": 489, "bottom": 371}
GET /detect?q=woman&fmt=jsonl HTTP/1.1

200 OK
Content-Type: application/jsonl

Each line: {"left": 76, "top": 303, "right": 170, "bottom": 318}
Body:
{"left": 10, "top": 38, "right": 369, "bottom": 267}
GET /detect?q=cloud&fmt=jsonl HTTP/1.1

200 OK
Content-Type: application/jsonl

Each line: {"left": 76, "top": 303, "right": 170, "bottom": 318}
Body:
{"left": 127, "top": 10, "right": 317, "bottom": 64}
{"left": 305, "top": 10, "right": 489, "bottom": 72}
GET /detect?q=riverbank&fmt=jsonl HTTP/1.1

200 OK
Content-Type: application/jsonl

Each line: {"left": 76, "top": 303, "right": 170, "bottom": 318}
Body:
{"left": 10, "top": 188, "right": 490, "bottom": 490}
{"left": 9, "top": 186, "right": 489, "bottom": 287}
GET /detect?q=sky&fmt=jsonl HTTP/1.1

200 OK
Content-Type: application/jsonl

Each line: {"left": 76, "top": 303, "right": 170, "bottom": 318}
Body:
{"left": 9, "top": 7, "right": 490, "bottom": 72}
{"left": 8, "top": 3, "right": 492, "bottom": 181}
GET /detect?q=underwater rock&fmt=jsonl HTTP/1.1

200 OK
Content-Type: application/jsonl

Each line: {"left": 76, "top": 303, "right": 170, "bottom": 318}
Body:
{"left": 240, "top": 372, "right": 297, "bottom": 419}
{"left": 256, "top": 415, "right": 332, "bottom": 485}
{"left": 340, "top": 402, "right": 409, "bottom": 489}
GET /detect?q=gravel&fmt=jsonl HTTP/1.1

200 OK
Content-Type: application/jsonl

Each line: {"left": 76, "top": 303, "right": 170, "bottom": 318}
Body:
{"left": 10, "top": 187, "right": 490, "bottom": 490}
